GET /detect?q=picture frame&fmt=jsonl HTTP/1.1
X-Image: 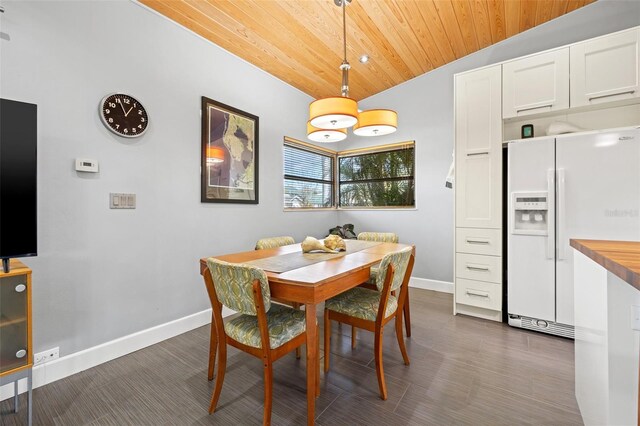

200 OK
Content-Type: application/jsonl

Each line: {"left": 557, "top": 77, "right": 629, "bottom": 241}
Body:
{"left": 201, "top": 96, "right": 259, "bottom": 204}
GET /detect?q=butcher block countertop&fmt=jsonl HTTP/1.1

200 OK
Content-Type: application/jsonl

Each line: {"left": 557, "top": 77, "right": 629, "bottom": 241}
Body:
{"left": 570, "top": 239, "right": 640, "bottom": 291}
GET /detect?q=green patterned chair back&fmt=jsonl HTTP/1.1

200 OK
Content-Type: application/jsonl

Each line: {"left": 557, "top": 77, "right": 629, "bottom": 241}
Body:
{"left": 375, "top": 247, "right": 412, "bottom": 292}
{"left": 357, "top": 232, "right": 399, "bottom": 243}
{"left": 255, "top": 236, "right": 295, "bottom": 250}
{"left": 206, "top": 258, "right": 271, "bottom": 315}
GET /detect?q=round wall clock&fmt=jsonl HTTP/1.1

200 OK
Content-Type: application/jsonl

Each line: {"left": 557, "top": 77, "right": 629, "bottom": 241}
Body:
{"left": 100, "top": 93, "right": 149, "bottom": 138}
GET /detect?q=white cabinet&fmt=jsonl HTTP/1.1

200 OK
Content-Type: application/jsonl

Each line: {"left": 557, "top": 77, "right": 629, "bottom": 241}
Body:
{"left": 454, "top": 65, "right": 503, "bottom": 322}
{"left": 454, "top": 65, "right": 502, "bottom": 229}
{"left": 503, "top": 27, "right": 640, "bottom": 117}
{"left": 570, "top": 28, "right": 640, "bottom": 107}
{"left": 453, "top": 26, "right": 640, "bottom": 324}
{"left": 503, "top": 48, "right": 569, "bottom": 118}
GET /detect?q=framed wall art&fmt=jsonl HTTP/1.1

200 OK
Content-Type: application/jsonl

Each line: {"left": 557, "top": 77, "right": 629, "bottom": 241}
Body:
{"left": 201, "top": 96, "right": 259, "bottom": 204}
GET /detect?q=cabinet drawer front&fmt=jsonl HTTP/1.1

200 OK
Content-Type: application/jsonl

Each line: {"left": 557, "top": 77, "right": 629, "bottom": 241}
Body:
{"left": 456, "top": 228, "right": 502, "bottom": 256}
{"left": 456, "top": 278, "right": 502, "bottom": 311}
{"left": 456, "top": 253, "right": 502, "bottom": 284}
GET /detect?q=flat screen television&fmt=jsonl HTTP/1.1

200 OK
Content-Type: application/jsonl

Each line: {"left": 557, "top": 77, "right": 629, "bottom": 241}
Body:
{"left": 0, "top": 98, "right": 37, "bottom": 272}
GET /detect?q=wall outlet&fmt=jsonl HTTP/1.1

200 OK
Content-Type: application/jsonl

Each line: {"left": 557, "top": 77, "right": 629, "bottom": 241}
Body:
{"left": 632, "top": 305, "right": 640, "bottom": 331}
{"left": 34, "top": 347, "right": 59, "bottom": 366}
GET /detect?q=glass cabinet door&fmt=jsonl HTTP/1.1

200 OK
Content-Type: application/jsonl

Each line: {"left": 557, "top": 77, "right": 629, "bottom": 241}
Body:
{"left": 0, "top": 274, "right": 29, "bottom": 374}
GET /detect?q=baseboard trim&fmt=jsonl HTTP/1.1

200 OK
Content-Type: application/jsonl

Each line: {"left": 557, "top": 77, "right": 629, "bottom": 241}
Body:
{"left": 1, "top": 306, "right": 234, "bottom": 401}
{"left": 409, "top": 277, "right": 454, "bottom": 294}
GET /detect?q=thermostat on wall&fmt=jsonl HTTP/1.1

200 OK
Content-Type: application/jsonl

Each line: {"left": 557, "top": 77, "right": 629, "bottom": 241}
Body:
{"left": 75, "top": 158, "right": 99, "bottom": 173}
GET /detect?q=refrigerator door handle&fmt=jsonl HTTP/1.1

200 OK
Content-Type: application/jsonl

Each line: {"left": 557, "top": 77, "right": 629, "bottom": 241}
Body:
{"left": 557, "top": 168, "right": 566, "bottom": 260}
{"left": 546, "top": 169, "right": 555, "bottom": 260}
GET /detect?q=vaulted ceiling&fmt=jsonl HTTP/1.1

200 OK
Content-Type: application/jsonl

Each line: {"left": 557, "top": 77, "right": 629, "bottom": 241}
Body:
{"left": 141, "top": 0, "right": 596, "bottom": 100}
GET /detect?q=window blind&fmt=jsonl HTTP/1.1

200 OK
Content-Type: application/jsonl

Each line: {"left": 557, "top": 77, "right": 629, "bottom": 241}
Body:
{"left": 284, "top": 143, "right": 335, "bottom": 208}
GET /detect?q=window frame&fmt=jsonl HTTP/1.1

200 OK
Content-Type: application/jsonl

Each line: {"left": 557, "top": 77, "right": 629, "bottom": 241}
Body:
{"left": 283, "top": 137, "right": 337, "bottom": 210}
{"left": 282, "top": 138, "right": 416, "bottom": 211}
{"left": 337, "top": 141, "right": 416, "bottom": 210}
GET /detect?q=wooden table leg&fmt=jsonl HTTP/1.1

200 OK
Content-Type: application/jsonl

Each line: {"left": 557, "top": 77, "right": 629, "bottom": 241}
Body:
{"left": 305, "top": 303, "right": 317, "bottom": 426}
{"left": 316, "top": 328, "right": 320, "bottom": 397}
{"left": 403, "top": 289, "right": 411, "bottom": 337}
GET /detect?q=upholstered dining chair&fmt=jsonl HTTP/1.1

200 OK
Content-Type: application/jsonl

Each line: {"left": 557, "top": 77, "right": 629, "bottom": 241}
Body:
{"left": 203, "top": 258, "right": 311, "bottom": 425}
{"left": 353, "top": 232, "right": 411, "bottom": 346}
{"left": 206, "top": 236, "right": 298, "bottom": 381}
{"left": 323, "top": 247, "right": 415, "bottom": 400}
{"left": 255, "top": 235, "right": 303, "bottom": 359}
{"left": 255, "top": 236, "right": 295, "bottom": 250}
{"left": 357, "top": 232, "right": 399, "bottom": 244}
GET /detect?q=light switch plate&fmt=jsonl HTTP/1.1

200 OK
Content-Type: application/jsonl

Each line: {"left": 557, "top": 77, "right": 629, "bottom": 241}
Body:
{"left": 632, "top": 305, "right": 640, "bottom": 331}
{"left": 110, "top": 193, "right": 136, "bottom": 209}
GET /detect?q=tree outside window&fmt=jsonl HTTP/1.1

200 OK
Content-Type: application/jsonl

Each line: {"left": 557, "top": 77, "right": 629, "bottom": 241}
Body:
{"left": 339, "top": 146, "right": 415, "bottom": 208}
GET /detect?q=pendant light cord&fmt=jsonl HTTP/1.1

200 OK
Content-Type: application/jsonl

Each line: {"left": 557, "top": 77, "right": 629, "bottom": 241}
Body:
{"left": 340, "top": 0, "right": 350, "bottom": 97}
{"left": 342, "top": 1, "right": 347, "bottom": 62}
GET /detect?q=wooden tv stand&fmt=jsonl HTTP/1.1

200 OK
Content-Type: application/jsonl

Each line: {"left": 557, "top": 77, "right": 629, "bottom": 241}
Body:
{"left": 0, "top": 259, "right": 33, "bottom": 425}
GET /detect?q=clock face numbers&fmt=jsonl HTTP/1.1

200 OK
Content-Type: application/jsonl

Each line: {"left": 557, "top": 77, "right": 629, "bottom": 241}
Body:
{"left": 100, "top": 94, "right": 148, "bottom": 138}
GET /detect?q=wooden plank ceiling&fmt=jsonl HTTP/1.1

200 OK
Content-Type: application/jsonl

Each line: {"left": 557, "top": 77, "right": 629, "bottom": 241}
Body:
{"left": 141, "top": 0, "right": 596, "bottom": 100}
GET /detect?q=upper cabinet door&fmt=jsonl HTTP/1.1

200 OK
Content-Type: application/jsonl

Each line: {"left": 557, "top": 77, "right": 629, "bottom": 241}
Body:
{"left": 455, "top": 65, "right": 502, "bottom": 229}
{"left": 570, "top": 28, "right": 640, "bottom": 108}
{"left": 502, "top": 48, "right": 570, "bottom": 119}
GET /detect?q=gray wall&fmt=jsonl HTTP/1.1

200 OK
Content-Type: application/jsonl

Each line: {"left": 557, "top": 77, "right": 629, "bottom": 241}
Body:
{"left": 338, "top": 0, "right": 640, "bottom": 283}
{"left": 0, "top": 1, "right": 334, "bottom": 356}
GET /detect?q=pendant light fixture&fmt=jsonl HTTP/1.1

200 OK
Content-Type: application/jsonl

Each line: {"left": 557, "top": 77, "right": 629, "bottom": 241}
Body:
{"left": 308, "top": 0, "right": 357, "bottom": 132}
{"left": 307, "top": 0, "right": 397, "bottom": 142}
{"left": 353, "top": 109, "right": 398, "bottom": 136}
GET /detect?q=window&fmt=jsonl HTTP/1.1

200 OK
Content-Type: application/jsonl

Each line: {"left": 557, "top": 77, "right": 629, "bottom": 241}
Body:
{"left": 338, "top": 143, "right": 415, "bottom": 208}
{"left": 284, "top": 140, "right": 335, "bottom": 208}
{"left": 283, "top": 139, "right": 414, "bottom": 210}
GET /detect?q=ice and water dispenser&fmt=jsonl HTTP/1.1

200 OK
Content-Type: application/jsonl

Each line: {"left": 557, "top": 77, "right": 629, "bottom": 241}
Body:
{"left": 511, "top": 192, "right": 549, "bottom": 235}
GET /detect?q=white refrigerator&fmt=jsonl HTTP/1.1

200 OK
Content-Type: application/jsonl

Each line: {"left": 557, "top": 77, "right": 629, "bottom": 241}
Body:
{"left": 507, "top": 127, "right": 640, "bottom": 338}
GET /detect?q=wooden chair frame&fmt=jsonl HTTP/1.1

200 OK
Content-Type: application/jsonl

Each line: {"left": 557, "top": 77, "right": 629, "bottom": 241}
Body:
{"left": 203, "top": 269, "right": 317, "bottom": 425}
{"left": 352, "top": 235, "right": 412, "bottom": 346}
{"left": 351, "top": 283, "right": 411, "bottom": 349}
{"left": 324, "top": 252, "right": 415, "bottom": 400}
{"left": 258, "top": 237, "right": 303, "bottom": 359}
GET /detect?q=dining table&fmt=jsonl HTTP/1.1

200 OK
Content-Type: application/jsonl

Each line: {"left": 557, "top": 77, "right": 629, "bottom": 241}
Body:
{"left": 199, "top": 239, "right": 414, "bottom": 425}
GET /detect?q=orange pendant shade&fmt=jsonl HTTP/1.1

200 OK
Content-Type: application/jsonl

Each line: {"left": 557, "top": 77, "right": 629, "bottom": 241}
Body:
{"left": 352, "top": 109, "right": 398, "bottom": 137}
{"left": 309, "top": 96, "right": 358, "bottom": 129}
